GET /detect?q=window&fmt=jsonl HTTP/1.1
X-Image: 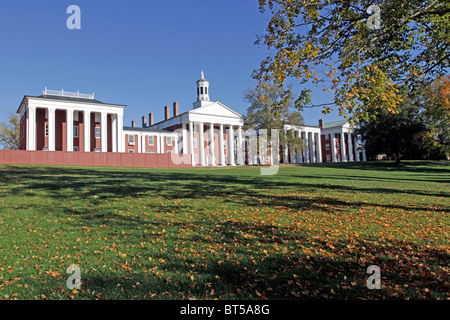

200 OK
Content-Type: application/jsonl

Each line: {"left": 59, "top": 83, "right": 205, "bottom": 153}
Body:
{"left": 326, "top": 154, "right": 331, "bottom": 162}
{"left": 200, "top": 87, "right": 204, "bottom": 95}
{"left": 337, "top": 154, "right": 341, "bottom": 161}
{"left": 193, "top": 138, "right": 198, "bottom": 148}
{"left": 325, "top": 134, "right": 329, "bottom": 140}
{"left": 45, "top": 124, "right": 48, "bottom": 137}
{"left": 128, "top": 149, "right": 135, "bottom": 153}
{"left": 326, "top": 144, "right": 330, "bottom": 151}
{"left": 193, "top": 154, "right": 198, "bottom": 164}
{"left": 95, "top": 127, "right": 101, "bottom": 139}
{"left": 167, "top": 151, "right": 172, "bottom": 154}
{"left": 128, "top": 135, "right": 135, "bottom": 145}
{"left": 73, "top": 126, "right": 79, "bottom": 138}
{"left": 73, "top": 146, "right": 79, "bottom": 152}
{"left": 147, "top": 150, "right": 156, "bottom": 154}
{"left": 336, "top": 142, "right": 340, "bottom": 149}
{"left": 167, "top": 136, "right": 172, "bottom": 147}
{"left": 205, "top": 87, "right": 208, "bottom": 95}
{"left": 148, "top": 136, "right": 154, "bottom": 146}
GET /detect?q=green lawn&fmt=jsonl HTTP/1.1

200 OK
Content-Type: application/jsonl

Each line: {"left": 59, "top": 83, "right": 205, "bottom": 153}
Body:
{"left": 0, "top": 161, "right": 448, "bottom": 300}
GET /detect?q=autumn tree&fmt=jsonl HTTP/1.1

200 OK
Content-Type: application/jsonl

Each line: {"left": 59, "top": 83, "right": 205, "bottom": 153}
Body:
{"left": 244, "top": 83, "right": 304, "bottom": 162}
{"left": 0, "top": 113, "right": 20, "bottom": 150}
{"left": 419, "top": 75, "right": 450, "bottom": 158}
{"left": 357, "top": 89, "right": 425, "bottom": 164}
{"left": 254, "top": 0, "right": 450, "bottom": 121}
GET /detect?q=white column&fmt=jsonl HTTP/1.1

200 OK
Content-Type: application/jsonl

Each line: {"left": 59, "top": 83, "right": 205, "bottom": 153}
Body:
{"left": 182, "top": 122, "right": 188, "bottom": 154}
{"left": 310, "top": 132, "right": 316, "bottom": 163}
{"left": 48, "top": 107, "right": 56, "bottom": 152}
{"left": 27, "top": 106, "right": 36, "bottom": 151}
{"left": 160, "top": 135, "right": 165, "bottom": 154}
{"left": 304, "top": 131, "right": 310, "bottom": 163}
{"left": 156, "top": 134, "right": 161, "bottom": 154}
{"left": 175, "top": 134, "right": 180, "bottom": 154}
{"left": 66, "top": 109, "right": 74, "bottom": 152}
{"left": 298, "top": 131, "right": 303, "bottom": 163}
{"left": 112, "top": 114, "right": 117, "bottom": 153}
{"left": 137, "top": 133, "right": 142, "bottom": 153}
{"left": 117, "top": 113, "right": 124, "bottom": 153}
{"left": 295, "top": 130, "right": 300, "bottom": 163}
{"left": 331, "top": 133, "right": 337, "bottom": 162}
{"left": 348, "top": 132, "right": 354, "bottom": 161}
{"left": 316, "top": 133, "right": 322, "bottom": 163}
{"left": 355, "top": 136, "right": 361, "bottom": 161}
{"left": 237, "top": 126, "right": 243, "bottom": 165}
{"left": 100, "top": 112, "right": 108, "bottom": 152}
{"left": 340, "top": 132, "right": 347, "bottom": 161}
{"left": 228, "top": 125, "right": 235, "bottom": 166}
{"left": 362, "top": 141, "right": 367, "bottom": 161}
{"left": 141, "top": 134, "right": 146, "bottom": 153}
{"left": 209, "top": 123, "right": 216, "bottom": 166}
{"left": 84, "top": 110, "right": 91, "bottom": 152}
{"left": 284, "top": 130, "right": 289, "bottom": 164}
{"left": 189, "top": 122, "right": 195, "bottom": 165}
{"left": 199, "top": 122, "right": 205, "bottom": 166}
{"left": 219, "top": 124, "right": 225, "bottom": 166}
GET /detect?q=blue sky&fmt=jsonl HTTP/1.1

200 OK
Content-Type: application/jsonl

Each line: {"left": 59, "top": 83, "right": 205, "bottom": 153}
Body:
{"left": 0, "top": 0, "right": 340, "bottom": 127}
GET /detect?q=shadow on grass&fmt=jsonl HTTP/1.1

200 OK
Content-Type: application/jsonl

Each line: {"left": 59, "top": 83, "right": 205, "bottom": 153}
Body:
{"left": 19, "top": 219, "right": 449, "bottom": 300}
{"left": 1, "top": 164, "right": 448, "bottom": 208}
{"left": 0, "top": 163, "right": 448, "bottom": 299}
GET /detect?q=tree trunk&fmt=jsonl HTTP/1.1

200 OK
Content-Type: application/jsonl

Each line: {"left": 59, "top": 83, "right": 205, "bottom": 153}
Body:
{"left": 395, "top": 152, "right": 401, "bottom": 164}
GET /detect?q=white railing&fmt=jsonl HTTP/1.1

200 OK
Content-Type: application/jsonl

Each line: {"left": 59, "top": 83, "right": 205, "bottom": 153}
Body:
{"left": 43, "top": 87, "right": 95, "bottom": 100}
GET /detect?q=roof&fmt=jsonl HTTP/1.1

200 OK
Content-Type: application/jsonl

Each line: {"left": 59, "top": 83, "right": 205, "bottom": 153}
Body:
{"left": 123, "top": 126, "right": 172, "bottom": 133}
{"left": 17, "top": 94, "right": 127, "bottom": 113}
{"left": 35, "top": 94, "right": 126, "bottom": 107}
{"left": 323, "top": 120, "right": 348, "bottom": 129}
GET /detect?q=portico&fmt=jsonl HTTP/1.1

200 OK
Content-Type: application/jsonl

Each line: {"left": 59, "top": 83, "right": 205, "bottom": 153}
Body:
{"left": 320, "top": 120, "right": 366, "bottom": 163}
{"left": 283, "top": 125, "right": 322, "bottom": 164}
{"left": 18, "top": 89, "right": 126, "bottom": 153}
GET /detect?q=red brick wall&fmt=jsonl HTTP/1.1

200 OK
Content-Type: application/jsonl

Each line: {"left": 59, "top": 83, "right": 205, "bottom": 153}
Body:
{"left": 36, "top": 108, "right": 46, "bottom": 151}
{"left": 321, "top": 134, "right": 332, "bottom": 162}
{"left": 125, "top": 134, "right": 138, "bottom": 153}
{"left": 0, "top": 150, "right": 192, "bottom": 168}
{"left": 143, "top": 135, "right": 158, "bottom": 153}
{"left": 19, "top": 111, "right": 27, "bottom": 150}
{"left": 55, "top": 110, "right": 66, "bottom": 151}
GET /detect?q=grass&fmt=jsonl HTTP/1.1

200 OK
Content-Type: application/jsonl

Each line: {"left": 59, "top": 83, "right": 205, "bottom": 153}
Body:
{"left": 0, "top": 160, "right": 448, "bottom": 300}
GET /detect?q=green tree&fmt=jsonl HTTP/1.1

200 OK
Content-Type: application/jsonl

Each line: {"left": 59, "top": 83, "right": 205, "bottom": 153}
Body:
{"left": 0, "top": 112, "right": 20, "bottom": 150}
{"left": 419, "top": 75, "right": 450, "bottom": 158}
{"left": 254, "top": 0, "right": 450, "bottom": 121}
{"left": 357, "top": 90, "right": 425, "bottom": 164}
{"left": 244, "top": 83, "right": 304, "bottom": 162}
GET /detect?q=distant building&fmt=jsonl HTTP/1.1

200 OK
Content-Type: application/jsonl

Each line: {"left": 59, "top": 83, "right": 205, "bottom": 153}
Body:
{"left": 17, "top": 72, "right": 366, "bottom": 166}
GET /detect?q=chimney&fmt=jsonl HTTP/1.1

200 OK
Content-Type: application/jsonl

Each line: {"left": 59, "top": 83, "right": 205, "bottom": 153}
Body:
{"left": 142, "top": 116, "right": 147, "bottom": 128}
{"left": 164, "top": 106, "right": 170, "bottom": 120}
{"left": 132, "top": 121, "right": 136, "bottom": 128}
{"left": 319, "top": 119, "right": 324, "bottom": 129}
{"left": 173, "top": 102, "right": 179, "bottom": 117}
{"left": 149, "top": 113, "right": 154, "bottom": 126}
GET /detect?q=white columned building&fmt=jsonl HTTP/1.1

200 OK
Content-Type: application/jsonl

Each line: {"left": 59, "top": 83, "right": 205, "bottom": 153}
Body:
{"left": 148, "top": 72, "right": 244, "bottom": 166}
{"left": 319, "top": 120, "right": 365, "bottom": 163}
{"left": 17, "top": 89, "right": 126, "bottom": 153}
{"left": 17, "top": 74, "right": 366, "bottom": 167}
